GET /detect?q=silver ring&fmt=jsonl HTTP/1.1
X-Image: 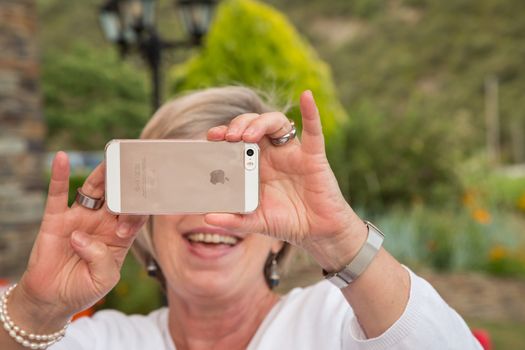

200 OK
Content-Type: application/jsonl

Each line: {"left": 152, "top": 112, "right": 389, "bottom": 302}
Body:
{"left": 75, "top": 188, "right": 105, "bottom": 210}
{"left": 270, "top": 120, "right": 296, "bottom": 146}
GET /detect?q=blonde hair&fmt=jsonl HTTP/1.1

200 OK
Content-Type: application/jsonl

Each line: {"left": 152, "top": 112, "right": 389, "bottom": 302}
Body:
{"left": 132, "top": 86, "right": 292, "bottom": 287}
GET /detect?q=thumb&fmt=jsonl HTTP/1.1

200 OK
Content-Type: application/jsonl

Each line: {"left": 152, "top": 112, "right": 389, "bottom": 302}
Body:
{"left": 299, "top": 90, "right": 325, "bottom": 155}
{"left": 70, "top": 231, "right": 120, "bottom": 292}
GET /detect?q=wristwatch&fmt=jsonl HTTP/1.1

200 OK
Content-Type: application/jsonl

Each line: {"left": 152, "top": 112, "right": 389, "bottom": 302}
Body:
{"left": 323, "top": 221, "right": 385, "bottom": 288}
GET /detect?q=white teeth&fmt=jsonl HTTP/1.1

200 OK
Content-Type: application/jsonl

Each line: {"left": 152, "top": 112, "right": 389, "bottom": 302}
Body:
{"left": 187, "top": 233, "right": 238, "bottom": 245}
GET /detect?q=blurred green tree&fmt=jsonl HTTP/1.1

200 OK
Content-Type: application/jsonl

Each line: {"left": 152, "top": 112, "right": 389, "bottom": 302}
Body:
{"left": 168, "top": 0, "right": 348, "bottom": 137}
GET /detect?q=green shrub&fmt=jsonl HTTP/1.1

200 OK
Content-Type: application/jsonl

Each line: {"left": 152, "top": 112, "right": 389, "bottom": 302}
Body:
{"left": 485, "top": 250, "right": 525, "bottom": 278}
{"left": 343, "top": 102, "right": 467, "bottom": 210}
{"left": 168, "top": 0, "right": 348, "bottom": 137}
{"left": 42, "top": 44, "right": 150, "bottom": 150}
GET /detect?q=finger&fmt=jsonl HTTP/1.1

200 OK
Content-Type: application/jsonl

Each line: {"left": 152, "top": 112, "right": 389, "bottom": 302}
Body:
{"left": 116, "top": 215, "right": 148, "bottom": 239}
{"left": 80, "top": 161, "right": 106, "bottom": 199}
{"left": 204, "top": 212, "right": 264, "bottom": 234}
{"left": 299, "top": 90, "right": 325, "bottom": 155}
{"left": 225, "top": 113, "right": 259, "bottom": 141}
{"left": 44, "top": 151, "right": 70, "bottom": 216}
{"left": 207, "top": 125, "right": 228, "bottom": 141}
{"left": 242, "top": 112, "right": 291, "bottom": 143}
{"left": 70, "top": 231, "right": 121, "bottom": 291}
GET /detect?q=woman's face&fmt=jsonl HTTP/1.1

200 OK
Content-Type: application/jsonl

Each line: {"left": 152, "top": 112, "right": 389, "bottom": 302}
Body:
{"left": 152, "top": 214, "right": 283, "bottom": 299}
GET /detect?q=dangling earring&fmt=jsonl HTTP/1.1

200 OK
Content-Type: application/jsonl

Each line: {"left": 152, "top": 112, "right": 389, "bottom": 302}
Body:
{"left": 146, "top": 256, "right": 167, "bottom": 295}
{"left": 269, "top": 255, "right": 280, "bottom": 288}
{"left": 147, "top": 257, "right": 158, "bottom": 277}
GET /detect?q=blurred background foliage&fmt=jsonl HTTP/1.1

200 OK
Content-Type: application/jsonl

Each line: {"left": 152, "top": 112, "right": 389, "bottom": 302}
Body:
{"left": 39, "top": 0, "right": 525, "bottom": 339}
{"left": 274, "top": 0, "right": 525, "bottom": 161}
{"left": 43, "top": 45, "right": 150, "bottom": 150}
{"left": 40, "top": 0, "right": 525, "bottom": 209}
{"left": 169, "top": 0, "right": 347, "bottom": 136}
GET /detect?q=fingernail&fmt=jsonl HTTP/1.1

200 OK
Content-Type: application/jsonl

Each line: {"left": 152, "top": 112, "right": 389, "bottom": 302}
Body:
{"left": 72, "top": 231, "right": 89, "bottom": 247}
{"left": 117, "top": 223, "right": 130, "bottom": 238}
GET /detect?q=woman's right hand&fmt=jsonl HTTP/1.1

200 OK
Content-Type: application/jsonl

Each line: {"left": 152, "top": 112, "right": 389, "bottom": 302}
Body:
{"left": 11, "top": 152, "right": 147, "bottom": 326}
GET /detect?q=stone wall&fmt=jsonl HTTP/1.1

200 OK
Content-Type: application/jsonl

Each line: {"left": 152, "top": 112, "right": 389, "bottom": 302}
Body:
{"left": 0, "top": 0, "right": 45, "bottom": 278}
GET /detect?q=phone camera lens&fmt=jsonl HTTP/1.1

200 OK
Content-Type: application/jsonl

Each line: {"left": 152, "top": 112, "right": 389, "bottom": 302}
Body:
{"left": 246, "top": 149, "right": 254, "bottom": 156}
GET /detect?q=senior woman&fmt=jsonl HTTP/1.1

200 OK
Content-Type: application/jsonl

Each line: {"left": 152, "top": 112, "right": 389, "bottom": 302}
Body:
{"left": 1, "top": 86, "right": 481, "bottom": 350}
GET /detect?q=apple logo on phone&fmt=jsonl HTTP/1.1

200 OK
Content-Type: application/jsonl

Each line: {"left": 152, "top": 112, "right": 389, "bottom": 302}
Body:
{"left": 210, "top": 169, "right": 229, "bottom": 184}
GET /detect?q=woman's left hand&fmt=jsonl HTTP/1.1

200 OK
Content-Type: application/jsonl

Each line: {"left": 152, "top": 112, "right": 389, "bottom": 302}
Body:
{"left": 205, "top": 90, "right": 367, "bottom": 270}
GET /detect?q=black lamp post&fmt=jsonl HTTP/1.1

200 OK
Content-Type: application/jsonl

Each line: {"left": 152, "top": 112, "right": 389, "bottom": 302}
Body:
{"left": 99, "top": 0, "right": 218, "bottom": 112}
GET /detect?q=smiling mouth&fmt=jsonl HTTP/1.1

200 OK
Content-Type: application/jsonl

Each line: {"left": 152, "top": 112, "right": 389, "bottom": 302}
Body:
{"left": 184, "top": 233, "right": 241, "bottom": 246}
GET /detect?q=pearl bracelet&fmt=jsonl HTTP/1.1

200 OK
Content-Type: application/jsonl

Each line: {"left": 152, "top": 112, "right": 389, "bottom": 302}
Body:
{"left": 0, "top": 284, "right": 71, "bottom": 349}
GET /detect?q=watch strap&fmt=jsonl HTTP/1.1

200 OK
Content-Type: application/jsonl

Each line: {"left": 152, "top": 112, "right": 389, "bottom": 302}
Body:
{"left": 323, "top": 221, "right": 384, "bottom": 288}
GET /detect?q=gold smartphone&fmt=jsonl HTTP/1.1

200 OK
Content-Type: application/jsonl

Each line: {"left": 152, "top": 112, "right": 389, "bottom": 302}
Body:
{"left": 105, "top": 140, "right": 259, "bottom": 214}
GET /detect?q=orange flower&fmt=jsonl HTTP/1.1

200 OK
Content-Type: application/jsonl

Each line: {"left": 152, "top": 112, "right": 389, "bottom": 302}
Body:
{"left": 462, "top": 190, "right": 476, "bottom": 208}
{"left": 72, "top": 299, "right": 104, "bottom": 320}
{"left": 489, "top": 245, "right": 507, "bottom": 262}
{"left": 517, "top": 193, "right": 525, "bottom": 212}
{"left": 472, "top": 208, "right": 492, "bottom": 224}
{"left": 73, "top": 307, "right": 95, "bottom": 321}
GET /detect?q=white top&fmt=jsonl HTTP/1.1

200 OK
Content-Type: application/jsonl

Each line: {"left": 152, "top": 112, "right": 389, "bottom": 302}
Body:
{"left": 49, "top": 269, "right": 482, "bottom": 350}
